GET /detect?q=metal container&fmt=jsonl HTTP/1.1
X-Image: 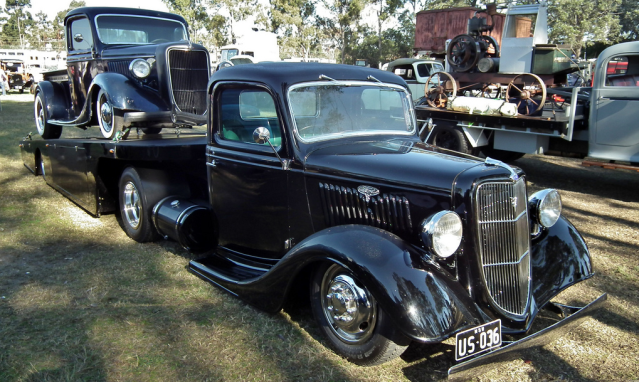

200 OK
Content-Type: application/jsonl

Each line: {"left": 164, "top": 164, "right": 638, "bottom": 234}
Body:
{"left": 532, "top": 44, "right": 578, "bottom": 75}
{"left": 153, "top": 197, "right": 216, "bottom": 252}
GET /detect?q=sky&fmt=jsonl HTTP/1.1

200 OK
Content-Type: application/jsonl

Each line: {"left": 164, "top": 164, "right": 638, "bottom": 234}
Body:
{"left": 29, "top": 0, "right": 169, "bottom": 21}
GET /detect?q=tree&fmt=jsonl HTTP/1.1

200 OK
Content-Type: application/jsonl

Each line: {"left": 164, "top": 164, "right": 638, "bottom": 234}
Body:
{"left": 318, "top": 0, "right": 367, "bottom": 64}
{"left": 214, "top": 0, "right": 261, "bottom": 42}
{"left": 619, "top": 0, "right": 639, "bottom": 40}
{"left": 547, "top": 0, "right": 622, "bottom": 57}
{"left": 30, "top": 11, "right": 53, "bottom": 50}
{"left": 52, "top": 1, "right": 86, "bottom": 50}
{"left": 162, "top": 0, "right": 210, "bottom": 43}
{"left": 1, "top": 0, "right": 34, "bottom": 48}
{"left": 269, "top": 0, "right": 322, "bottom": 60}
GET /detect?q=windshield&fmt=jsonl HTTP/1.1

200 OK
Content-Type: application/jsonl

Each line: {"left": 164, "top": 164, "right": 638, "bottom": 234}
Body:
{"left": 288, "top": 82, "right": 416, "bottom": 142}
{"left": 95, "top": 15, "right": 187, "bottom": 45}
{"left": 221, "top": 49, "right": 239, "bottom": 62}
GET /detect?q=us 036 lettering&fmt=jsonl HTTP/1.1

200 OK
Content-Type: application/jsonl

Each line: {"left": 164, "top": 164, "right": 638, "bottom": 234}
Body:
{"left": 455, "top": 319, "right": 502, "bottom": 361}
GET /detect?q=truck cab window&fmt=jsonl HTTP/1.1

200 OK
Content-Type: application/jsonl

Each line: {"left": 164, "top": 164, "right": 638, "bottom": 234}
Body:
{"left": 219, "top": 88, "right": 282, "bottom": 147}
{"left": 69, "top": 18, "right": 93, "bottom": 51}
{"left": 605, "top": 56, "right": 637, "bottom": 86}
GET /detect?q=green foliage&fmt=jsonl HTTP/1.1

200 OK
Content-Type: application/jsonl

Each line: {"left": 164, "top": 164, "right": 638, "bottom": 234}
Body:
{"left": 269, "top": 0, "right": 322, "bottom": 59}
{"left": 548, "top": 0, "right": 622, "bottom": 56}
{"left": 619, "top": 0, "right": 639, "bottom": 40}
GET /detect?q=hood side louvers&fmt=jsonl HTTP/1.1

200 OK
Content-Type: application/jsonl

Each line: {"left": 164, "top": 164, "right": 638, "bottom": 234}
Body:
{"left": 319, "top": 183, "right": 412, "bottom": 234}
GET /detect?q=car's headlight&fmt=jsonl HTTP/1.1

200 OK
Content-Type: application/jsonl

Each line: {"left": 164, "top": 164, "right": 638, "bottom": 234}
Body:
{"left": 421, "top": 211, "right": 463, "bottom": 258}
{"left": 528, "top": 189, "right": 562, "bottom": 229}
{"left": 129, "top": 59, "right": 152, "bottom": 79}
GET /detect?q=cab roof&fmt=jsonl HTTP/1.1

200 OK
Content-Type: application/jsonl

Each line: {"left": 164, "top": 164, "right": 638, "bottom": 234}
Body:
{"left": 65, "top": 7, "right": 187, "bottom": 25}
{"left": 210, "top": 62, "right": 408, "bottom": 91}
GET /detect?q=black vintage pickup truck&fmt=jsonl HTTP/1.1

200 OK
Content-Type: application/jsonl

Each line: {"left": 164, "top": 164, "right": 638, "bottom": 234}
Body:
{"left": 33, "top": 7, "right": 209, "bottom": 140}
{"left": 20, "top": 60, "right": 605, "bottom": 378}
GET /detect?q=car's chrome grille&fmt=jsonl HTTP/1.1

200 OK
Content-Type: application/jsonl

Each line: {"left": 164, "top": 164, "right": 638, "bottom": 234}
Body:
{"left": 319, "top": 183, "right": 412, "bottom": 234}
{"left": 107, "top": 60, "right": 131, "bottom": 76}
{"left": 476, "top": 178, "right": 530, "bottom": 316}
{"left": 168, "top": 49, "right": 209, "bottom": 115}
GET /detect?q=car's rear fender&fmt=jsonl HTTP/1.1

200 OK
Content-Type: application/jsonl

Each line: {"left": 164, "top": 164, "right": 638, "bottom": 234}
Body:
{"left": 36, "top": 81, "right": 70, "bottom": 120}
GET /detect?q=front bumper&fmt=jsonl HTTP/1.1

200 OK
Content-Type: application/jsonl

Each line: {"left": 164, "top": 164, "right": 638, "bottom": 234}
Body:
{"left": 448, "top": 293, "right": 607, "bottom": 380}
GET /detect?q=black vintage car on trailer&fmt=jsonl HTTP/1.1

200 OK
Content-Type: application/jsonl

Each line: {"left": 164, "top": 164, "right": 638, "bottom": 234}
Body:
{"left": 20, "top": 62, "right": 605, "bottom": 378}
{"left": 34, "top": 7, "right": 210, "bottom": 140}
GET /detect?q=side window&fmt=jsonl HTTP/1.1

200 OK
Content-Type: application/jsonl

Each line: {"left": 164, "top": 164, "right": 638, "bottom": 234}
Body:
{"left": 605, "top": 56, "right": 637, "bottom": 87}
{"left": 69, "top": 18, "right": 93, "bottom": 51}
{"left": 218, "top": 87, "right": 282, "bottom": 147}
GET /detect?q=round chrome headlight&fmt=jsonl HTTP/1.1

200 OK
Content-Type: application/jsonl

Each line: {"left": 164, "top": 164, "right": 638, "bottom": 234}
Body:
{"left": 421, "top": 211, "right": 463, "bottom": 258}
{"left": 129, "top": 59, "right": 152, "bottom": 79}
{"left": 528, "top": 189, "right": 562, "bottom": 228}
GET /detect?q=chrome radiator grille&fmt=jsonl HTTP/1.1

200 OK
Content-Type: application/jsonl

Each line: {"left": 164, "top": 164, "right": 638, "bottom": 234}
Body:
{"left": 319, "top": 183, "right": 413, "bottom": 234}
{"left": 168, "top": 49, "right": 209, "bottom": 115}
{"left": 476, "top": 178, "right": 530, "bottom": 316}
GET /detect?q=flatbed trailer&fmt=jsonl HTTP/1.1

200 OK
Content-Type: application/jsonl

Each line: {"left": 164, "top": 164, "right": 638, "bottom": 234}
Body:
{"left": 19, "top": 130, "right": 208, "bottom": 219}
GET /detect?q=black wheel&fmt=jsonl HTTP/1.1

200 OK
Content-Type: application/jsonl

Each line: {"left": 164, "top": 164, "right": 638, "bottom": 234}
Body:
{"left": 141, "top": 127, "right": 162, "bottom": 135}
{"left": 97, "top": 89, "right": 121, "bottom": 139}
{"left": 311, "top": 263, "right": 410, "bottom": 366}
{"left": 446, "top": 34, "right": 480, "bottom": 72}
{"left": 429, "top": 126, "right": 471, "bottom": 154}
{"left": 34, "top": 92, "right": 62, "bottom": 139}
{"left": 118, "top": 167, "right": 159, "bottom": 243}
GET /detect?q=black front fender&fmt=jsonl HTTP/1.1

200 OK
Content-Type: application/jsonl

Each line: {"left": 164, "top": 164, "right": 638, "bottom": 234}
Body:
{"left": 90, "top": 73, "right": 169, "bottom": 113}
{"left": 190, "top": 225, "right": 489, "bottom": 342}
{"left": 531, "top": 215, "right": 594, "bottom": 307}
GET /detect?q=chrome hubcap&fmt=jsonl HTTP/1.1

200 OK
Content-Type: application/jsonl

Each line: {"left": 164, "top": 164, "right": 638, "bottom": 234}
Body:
{"left": 123, "top": 182, "right": 141, "bottom": 229}
{"left": 321, "top": 264, "right": 377, "bottom": 344}
{"left": 100, "top": 99, "right": 113, "bottom": 133}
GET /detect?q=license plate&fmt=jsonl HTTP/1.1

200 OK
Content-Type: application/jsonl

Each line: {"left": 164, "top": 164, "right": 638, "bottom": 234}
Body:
{"left": 455, "top": 319, "right": 501, "bottom": 361}
{"left": 16, "top": 86, "right": 22, "bottom": 90}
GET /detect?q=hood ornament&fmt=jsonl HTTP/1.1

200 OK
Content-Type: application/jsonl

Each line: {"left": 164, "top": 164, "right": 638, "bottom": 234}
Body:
{"left": 357, "top": 185, "right": 379, "bottom": 202}
{"left": 485, "top": 157, "right": 519, "bottom": 182}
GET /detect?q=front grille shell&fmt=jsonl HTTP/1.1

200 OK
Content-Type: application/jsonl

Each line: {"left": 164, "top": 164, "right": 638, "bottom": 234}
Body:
{"left": 167, "top": 48, "right": 209, "bottom": 115}
{"left": 475, "top": 178, "right": 531, "bottom": 317}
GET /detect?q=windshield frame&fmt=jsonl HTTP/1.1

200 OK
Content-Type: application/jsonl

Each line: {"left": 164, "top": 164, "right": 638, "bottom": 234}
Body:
{"left": 94, "top": 14, "right": 188, "bottom": 45}
{"left": 287, "top": 80, "right": 417, "bottom": 144}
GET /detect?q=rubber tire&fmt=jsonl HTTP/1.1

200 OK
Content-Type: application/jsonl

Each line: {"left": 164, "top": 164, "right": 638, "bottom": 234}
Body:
{"left": 118, "top": 167, "right": 159, "bottom": 243}
{"left": 34, "top": 92, "right": 62, "bottom": 139}
{"left": 141, "top": 127, "right": 162, "bottom": 135}
{"left": 97, "top": 89, "right": 121, "bottom": 140}
{"left": 481, "top": 145, "right": 526, "bottom": 162}
{"left": 311, "top": 263, "right": 410, "bottom": 366}
{"left": 429, "top": 126, "right": 471, "bottom": 154}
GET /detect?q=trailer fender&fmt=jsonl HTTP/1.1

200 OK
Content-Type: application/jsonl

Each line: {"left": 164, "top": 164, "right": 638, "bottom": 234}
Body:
{"left": 531, "top": 215, "right": 594, "bottom": 308}
{"left": 461, "top": 125, "right": 489, "bottom": 148}
{"left": 89, "top": 73, "right": 170, "bottom": 113}
{"left": 36, "top": 81, "right": 69, "bottom": 120}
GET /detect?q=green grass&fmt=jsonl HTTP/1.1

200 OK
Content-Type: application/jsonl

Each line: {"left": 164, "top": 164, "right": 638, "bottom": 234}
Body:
{"left": 1, "top": 98, "right": 638, "bottom": 381}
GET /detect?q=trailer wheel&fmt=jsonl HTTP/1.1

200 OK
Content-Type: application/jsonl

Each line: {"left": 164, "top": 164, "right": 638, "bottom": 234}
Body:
{"left": 119, "top": 167, "right": 158, "bottom": 243}
{"left": 429, "top": 126, "right": 471, "bottom": 154}
{"left": 34, "top": 92, "right": 62, "bottom": 139}
{"left": 311, "top": 263, "right": 410, "bottom": 366}
{"left": 97, "top": 89, "right": 122, "bottom": 140}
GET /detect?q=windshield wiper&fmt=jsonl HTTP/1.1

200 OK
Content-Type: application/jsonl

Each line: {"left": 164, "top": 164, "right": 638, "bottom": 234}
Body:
{"left": 319, "top": 74, "right": 336, "bottom": 81}
{"left": 367, "top": 75, "right": 381, "bottom": 83}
